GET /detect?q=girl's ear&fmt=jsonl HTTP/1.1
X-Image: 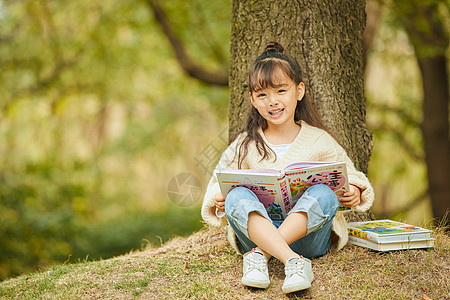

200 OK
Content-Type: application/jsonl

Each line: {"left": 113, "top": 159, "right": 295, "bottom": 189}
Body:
{"left": 249, "top": 92, "right": 256, "bottom": 106}
{"left": 297, "top": 82, "right": 305, "bottom": 101}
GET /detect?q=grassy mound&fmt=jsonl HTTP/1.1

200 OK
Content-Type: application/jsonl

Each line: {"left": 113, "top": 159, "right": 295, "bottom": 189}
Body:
{"left": 0, "top": 227, "right": 449, "bottom": 299}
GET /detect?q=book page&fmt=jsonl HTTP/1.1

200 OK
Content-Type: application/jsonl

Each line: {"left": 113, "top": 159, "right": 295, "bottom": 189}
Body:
{"left": 282, "top": 161, "right": 340, "bottom": 173}
{"left": 284, "top": 162, "right": 350, "bottom": 211}
{"left": 216, "top": 172, "right": 287, "bottom": 220}
{"left": 218, "top": 168, "right": 280, "bottom": 176}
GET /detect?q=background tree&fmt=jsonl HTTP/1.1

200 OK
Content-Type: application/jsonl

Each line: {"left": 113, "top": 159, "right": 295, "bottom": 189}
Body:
{"left": 363, "top": 0, "right": 449, "bottom": 225}
{"left": 392, "top": 0, "right": 449, "bottom": 226}
{"left": 146, "top": 0, "right": 228, "bottom": 86}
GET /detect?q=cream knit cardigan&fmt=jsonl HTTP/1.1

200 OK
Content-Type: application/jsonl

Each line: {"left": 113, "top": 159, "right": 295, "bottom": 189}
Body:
{"left": 201, "top": 121, "right": 375, "bottom": 254}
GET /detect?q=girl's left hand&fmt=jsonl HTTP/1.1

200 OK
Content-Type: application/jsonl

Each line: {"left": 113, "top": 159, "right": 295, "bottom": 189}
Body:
{"left": 339, "top": 184, "right": 361, "bottom": 208}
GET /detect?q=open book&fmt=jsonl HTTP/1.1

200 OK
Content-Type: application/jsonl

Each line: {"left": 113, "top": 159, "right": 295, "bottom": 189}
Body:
{"left": 216, "top": 161, "right": 350, "bottom": 221}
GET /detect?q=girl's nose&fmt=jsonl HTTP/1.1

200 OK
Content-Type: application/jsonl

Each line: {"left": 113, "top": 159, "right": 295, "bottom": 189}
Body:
{"left": 267, "top": 96, "right": 278, "bottom": 106}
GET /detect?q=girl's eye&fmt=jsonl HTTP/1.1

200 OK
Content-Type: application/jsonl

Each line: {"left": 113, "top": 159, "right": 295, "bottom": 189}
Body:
{"left": 278, "top": 89, "right": 286, "bottom": 93}
{"left": 257, "top": 93, "right": 266, "bottom": 98}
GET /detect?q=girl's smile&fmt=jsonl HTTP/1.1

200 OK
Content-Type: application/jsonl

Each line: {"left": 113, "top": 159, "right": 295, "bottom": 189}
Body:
{"left": 269, "top": 108, "right": 284, "bottom": 118}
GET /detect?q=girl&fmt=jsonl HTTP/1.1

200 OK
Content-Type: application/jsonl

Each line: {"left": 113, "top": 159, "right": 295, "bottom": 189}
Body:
{"left": 201, "top": 42, "right": 374, "bottom": 294}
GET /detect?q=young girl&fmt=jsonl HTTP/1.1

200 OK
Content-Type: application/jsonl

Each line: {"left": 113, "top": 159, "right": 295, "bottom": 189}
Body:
{"left": 201, "top": 42, "right": 374, "bottom": 293}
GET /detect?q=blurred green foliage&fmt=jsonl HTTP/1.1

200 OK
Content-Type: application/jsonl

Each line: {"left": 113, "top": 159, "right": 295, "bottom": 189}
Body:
{"left": 364, "top": 3, "right": 440, "bottom": 222}
{"left": 0, "top": 0, "right": 230, "bottom": 280}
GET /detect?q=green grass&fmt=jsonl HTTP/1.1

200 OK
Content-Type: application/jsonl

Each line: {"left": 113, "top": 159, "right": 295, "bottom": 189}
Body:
{"left": 0, "top": 227, "right": 449, "bottom": 299}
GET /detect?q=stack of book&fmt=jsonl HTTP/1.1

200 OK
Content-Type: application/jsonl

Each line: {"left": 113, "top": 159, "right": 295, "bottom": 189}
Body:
{"left": 347, "top": 219, "right": 435, "bottom": 252}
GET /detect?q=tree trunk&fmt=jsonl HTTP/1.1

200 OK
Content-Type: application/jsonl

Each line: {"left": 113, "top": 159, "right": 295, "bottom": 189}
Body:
{"left": 394, "top": 0, "right": 450, "bottom": 226}
{"left": 229, "top": 0, "right": 374, "bottom": 221}
{"left": 418, "top": 56, "right": 450, "bottom": 226}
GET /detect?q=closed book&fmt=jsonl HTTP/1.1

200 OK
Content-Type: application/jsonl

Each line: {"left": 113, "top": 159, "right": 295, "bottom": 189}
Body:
{"left": 348, "top": 235, "right": 434, "bottom": 252}
{"left": 347, "top": 219, "right": 431, "bottom": 243}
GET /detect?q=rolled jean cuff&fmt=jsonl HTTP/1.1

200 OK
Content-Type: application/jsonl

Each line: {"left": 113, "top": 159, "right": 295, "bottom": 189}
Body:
{"left": 227, "top": 198, "right": 271, "bottom": 240}
{"left": 288, "top": 190, "right": 329, "bottom": 235}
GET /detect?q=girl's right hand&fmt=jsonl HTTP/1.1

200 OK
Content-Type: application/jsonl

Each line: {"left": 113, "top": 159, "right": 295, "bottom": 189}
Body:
{"left": 214, "top": 193, "right": 226, "bottom": 213}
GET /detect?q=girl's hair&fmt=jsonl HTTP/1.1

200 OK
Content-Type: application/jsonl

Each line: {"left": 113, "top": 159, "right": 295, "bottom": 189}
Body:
{"left": 231, "top": 42, "right": 332, "bottom": 168}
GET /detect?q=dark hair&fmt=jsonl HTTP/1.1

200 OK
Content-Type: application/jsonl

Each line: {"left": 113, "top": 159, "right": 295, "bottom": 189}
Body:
{"left": 231, "top": 42, "right": 333, "bottom": 168}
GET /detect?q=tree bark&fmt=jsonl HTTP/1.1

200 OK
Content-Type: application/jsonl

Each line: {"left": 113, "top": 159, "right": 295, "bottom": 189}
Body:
{"left": 229, "top": 0, "right": 374, "bottom": 221}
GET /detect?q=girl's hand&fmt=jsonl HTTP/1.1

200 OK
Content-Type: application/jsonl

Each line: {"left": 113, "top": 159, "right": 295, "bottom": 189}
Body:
{"left": 339, "top": 184, "right": 361, "bottom": 208}
{"left": 214, "top": 193, "right": 226, "bottom": 213}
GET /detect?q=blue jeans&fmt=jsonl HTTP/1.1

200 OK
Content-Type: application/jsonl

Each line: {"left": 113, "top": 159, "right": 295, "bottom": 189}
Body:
{"left": 225, "top": 184, "right": 339, "bottom": 259}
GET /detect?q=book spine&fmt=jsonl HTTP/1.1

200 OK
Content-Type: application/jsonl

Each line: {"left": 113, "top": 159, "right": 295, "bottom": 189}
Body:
{"left": 279, "top": 178, "right": 291, "bottom": 215}
{"left": 347, "top": 228, "right": 379, "bottom": 242}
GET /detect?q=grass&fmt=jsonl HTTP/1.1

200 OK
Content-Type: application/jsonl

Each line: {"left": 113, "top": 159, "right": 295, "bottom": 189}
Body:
{"left": 0, "top": 227, "right": 449, "bottom": 299}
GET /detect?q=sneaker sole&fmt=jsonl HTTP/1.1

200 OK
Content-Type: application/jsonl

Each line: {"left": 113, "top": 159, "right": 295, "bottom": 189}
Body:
{"left": 242, "top": 278, "right": 270, "bottom": 289}
{"left": 282, "top": 280, "right": 311, "bottom": 293}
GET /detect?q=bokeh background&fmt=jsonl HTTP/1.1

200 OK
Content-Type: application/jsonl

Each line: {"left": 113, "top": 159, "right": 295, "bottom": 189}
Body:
{"left": 0, "top": 0, "right": 447, "bottom": 280}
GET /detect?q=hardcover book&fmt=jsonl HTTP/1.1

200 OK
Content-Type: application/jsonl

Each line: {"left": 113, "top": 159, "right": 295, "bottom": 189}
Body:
{"left": 217, "top": 161, "right": 350, "bottom": 221}
{"left": 348, "top": 235, "right": 435, "bottom": 252}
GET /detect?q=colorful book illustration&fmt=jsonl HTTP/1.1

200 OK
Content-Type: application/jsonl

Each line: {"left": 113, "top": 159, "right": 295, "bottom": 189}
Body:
{"left": 216, "top": 161, "right": 350, "bottom": 221}
{"left": 348, "top": 235, "right": 435, "bottom": 252}
{"left": 347, "top": 220, "right": 432, "bottom": 243}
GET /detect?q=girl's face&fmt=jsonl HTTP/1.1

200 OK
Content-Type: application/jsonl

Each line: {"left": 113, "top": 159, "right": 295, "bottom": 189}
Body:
{"left": 249, "top": 68, "right": 305, "bottom": 130}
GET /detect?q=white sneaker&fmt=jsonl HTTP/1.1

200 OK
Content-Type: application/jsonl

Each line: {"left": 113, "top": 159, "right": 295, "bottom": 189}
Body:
{"left": 282, "top": 256, "right": 314, "bottom": 293}
{"left": 241, "top": 250, "right": 270, "bottom": 288}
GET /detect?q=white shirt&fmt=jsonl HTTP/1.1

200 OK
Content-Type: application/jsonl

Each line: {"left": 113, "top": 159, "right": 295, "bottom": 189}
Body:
{"left": 267, "top": 142, "right": 292, "bottom": 160}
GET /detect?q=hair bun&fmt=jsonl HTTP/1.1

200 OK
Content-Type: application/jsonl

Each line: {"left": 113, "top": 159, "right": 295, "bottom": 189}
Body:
{"left": 264, "top": 42, "right": 284, "bottom": 53}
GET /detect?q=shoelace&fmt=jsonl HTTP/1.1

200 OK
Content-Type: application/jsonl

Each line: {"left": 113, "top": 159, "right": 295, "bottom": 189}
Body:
{"left": 246, "top": 253, "right": 267, "bottom": 273}
{"left": 285, "top": 258, "right": 305, "bottom": 277}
